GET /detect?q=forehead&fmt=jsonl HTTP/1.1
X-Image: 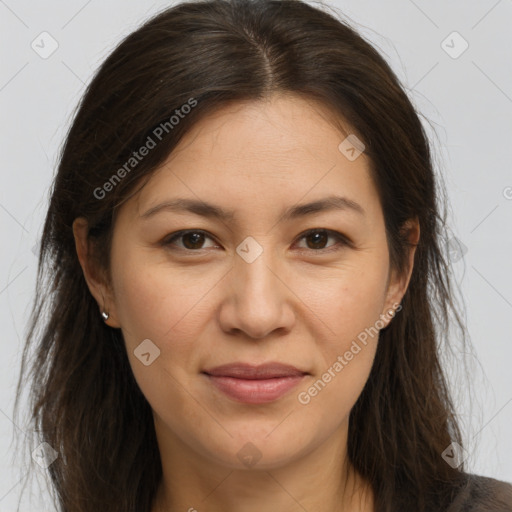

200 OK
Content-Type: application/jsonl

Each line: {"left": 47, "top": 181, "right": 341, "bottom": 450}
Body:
{"left": 126, "top": 93, "right": 381, "bottom": 223}
{"left": 163, "top": 93, "right": 360, "bottom": 169}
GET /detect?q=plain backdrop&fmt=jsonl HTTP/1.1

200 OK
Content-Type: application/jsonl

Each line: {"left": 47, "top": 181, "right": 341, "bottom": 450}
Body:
{"left": 1, "top": 0, "right": 511, "bottom": 510}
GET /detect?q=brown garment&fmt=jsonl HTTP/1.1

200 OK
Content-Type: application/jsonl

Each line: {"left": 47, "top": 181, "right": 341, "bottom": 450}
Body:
{"left": 445, "top": 474, "right": 512, "bottom": 512}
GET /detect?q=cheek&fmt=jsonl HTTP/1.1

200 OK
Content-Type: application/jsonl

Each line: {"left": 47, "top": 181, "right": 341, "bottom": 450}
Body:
{"left": 297, "top": 255, "right": 387, "bottom": 408}
{"left": 296, "top": 340, "right": 376, "bottom": 445}
{"left": 112, "top": 262, "right": 212, "bottom": 420}
{"left": 113, "top": 255, "right": 215, "bottom": 344}
{"left": 294, "top": 267, "right": 386, "bottom": 429}
{"left": 308, "top": 258, "right": 389, "bottom": 350}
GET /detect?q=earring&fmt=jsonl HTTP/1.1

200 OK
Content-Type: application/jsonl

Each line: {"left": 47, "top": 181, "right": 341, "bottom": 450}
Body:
{"left": 101, "top": 311, "right": 110, "bottom": 321}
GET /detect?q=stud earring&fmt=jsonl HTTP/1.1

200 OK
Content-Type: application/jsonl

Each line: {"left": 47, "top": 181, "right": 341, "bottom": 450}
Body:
{"left": 101, "top": 311, "right": 110, "bottom": 321}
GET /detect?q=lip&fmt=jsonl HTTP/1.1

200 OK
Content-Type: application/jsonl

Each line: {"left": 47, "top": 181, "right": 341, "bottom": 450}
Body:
{"left": 202, "top": 363, "right": 308, "bottom": 404}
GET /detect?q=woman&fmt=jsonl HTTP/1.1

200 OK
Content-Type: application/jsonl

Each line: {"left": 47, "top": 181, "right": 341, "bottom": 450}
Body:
{"left": 14, "top": 0, "right": 512, "bottom": 511}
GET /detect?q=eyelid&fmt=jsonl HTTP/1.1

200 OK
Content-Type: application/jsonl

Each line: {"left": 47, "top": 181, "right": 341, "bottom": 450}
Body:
{"left": 162, "top": 228, "right": 352, "bottom": 252}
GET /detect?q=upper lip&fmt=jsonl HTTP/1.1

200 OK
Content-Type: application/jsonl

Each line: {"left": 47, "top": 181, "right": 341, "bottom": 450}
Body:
{"left": 203, "top": 363, "right": 307, "bottom": 379}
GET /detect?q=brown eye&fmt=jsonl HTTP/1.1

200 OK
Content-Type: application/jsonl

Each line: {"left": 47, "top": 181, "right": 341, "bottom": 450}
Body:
{"left": 295, "top": 229, "right": 349, "bottom": 252}
{"left": 163, "top": 230, "right": 217, "bottom": 251}
{"left": 305, "top": 231, "right": 329, "bottom": 249}
{"left": 181, "top": 232, "right": 206, "bottom": 249}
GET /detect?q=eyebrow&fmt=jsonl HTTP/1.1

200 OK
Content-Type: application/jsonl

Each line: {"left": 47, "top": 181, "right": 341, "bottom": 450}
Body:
{"left": 140, "top": 195, "right": 365, "bottom": 221}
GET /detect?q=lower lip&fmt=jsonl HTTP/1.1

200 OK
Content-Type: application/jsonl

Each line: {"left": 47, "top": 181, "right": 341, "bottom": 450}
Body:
{"left": 204, "top": 374, "right": 306, "bottom": 404}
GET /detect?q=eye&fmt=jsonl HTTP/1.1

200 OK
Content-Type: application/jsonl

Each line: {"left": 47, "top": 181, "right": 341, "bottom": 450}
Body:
{"left": 294, "top": 229, "right": 350, "bottom": 252}
{"left": 163, "top": 230, "right": 218, "bottom": 251}
{"left": 162, "top": 228, "right": 351, "bottom": 253}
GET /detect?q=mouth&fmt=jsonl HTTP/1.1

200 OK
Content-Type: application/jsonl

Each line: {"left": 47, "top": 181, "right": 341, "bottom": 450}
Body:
{"left": 202, "top": 362, "right": 308, "bottom": 404}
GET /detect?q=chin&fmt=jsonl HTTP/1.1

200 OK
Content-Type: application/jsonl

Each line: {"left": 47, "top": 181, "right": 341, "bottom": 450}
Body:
{"left": 193, "top": 426, "right": 315, "bottom": 471}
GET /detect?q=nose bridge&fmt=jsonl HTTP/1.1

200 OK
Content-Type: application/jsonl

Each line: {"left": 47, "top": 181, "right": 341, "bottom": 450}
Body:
{"left": 220, "top": 241, "right": 295, "bottom": 339}
{"left": 237, "top": 250, "right": 276, "bottom": 301}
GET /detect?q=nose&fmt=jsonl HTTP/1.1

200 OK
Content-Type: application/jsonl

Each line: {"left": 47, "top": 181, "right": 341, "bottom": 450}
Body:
{"left": 217, "top": 249, "right": 296, "bottom": 339}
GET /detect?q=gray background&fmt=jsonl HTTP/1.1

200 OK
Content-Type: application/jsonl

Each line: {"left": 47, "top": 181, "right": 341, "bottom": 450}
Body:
{"left": 1, "top": 0, "right": 511, "bottom": 510}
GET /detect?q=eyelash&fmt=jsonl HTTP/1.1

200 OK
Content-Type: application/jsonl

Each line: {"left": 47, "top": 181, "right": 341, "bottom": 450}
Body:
{"left": 162, "top": 228, "right": 352, "bottom": 254}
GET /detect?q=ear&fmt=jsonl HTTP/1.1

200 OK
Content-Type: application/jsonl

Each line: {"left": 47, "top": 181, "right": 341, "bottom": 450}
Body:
{"left": 72, "top": 217, "right": 121, "bottom": 328}
{"left": 380, "top": 217, "right": 420, "bottom": 327}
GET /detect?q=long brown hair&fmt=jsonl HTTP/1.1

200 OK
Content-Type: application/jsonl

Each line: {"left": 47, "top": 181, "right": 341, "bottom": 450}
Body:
{"left": 14, "top": 0, "right": 469, "bottom": 510}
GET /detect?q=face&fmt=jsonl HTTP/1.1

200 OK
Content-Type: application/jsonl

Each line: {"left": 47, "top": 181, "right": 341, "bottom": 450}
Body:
{"left": 75, "top": 93, "right": 415, "bottom": 472}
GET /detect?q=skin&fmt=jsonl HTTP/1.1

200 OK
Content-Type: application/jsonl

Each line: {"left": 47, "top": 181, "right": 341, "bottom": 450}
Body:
{"left": 73, "top": 92, "right": 419, "bottom": 512}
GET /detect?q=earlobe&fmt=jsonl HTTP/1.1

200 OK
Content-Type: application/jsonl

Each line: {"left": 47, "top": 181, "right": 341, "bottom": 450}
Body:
{"left": 72, "top": 217, "right": 121, "bottom": 328}
{"left": 379, "top": 301, "right": 403, "bottom": 330}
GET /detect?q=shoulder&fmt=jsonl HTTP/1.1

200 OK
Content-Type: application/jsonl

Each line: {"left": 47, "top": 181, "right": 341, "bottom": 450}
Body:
{"left": 446, "top": 473, "right": 512, "bottom": 512}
